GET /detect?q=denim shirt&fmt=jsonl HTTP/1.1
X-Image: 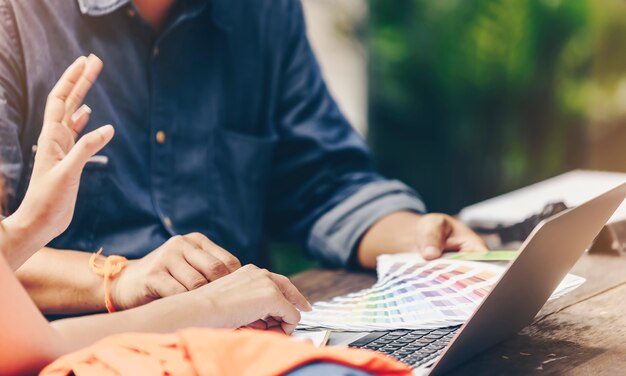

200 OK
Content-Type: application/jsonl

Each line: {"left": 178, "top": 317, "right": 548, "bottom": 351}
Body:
{"left": 0, "top": 0, "right": 425, "bottom": 266}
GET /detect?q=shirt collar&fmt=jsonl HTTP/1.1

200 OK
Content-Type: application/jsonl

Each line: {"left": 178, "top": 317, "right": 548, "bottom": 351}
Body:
{"left": 76, "top": 0, "right": 232, "bottom": 31}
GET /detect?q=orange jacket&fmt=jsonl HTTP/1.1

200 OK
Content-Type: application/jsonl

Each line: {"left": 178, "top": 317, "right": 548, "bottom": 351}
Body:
{"left": 41, "top": 329, "right": 412, "bottom": 376}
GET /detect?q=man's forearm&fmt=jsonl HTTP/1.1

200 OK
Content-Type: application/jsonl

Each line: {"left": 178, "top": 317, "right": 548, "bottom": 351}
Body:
{"left": 16, "top": 247, "right": 106, "bottom": 315}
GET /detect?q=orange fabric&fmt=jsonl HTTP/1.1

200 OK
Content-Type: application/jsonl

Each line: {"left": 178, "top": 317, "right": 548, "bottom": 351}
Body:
{"left": 40, "top": 329, "right": 412, "bottom": 376}
{"left": 89, "top": 248, "right": 127, "bottom": 313}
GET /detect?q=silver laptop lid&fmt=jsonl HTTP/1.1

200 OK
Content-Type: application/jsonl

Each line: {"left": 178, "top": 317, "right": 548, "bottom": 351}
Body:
{"left": 429, "top": 182, "right": 626, "bottom": 375}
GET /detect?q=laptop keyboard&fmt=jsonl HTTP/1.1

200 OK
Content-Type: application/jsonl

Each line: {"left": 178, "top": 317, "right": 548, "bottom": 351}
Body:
{"left": 348, "top": 326, "right": 460, "bottom": 368}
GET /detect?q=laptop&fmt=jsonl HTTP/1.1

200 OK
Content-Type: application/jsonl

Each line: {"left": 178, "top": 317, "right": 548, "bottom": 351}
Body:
{"left": 348, "top": 182, "right": 626, "bottom": 375}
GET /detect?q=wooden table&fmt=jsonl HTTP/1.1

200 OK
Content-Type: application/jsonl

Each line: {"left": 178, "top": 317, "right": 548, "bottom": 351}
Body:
{"left": 291, "top": 251, "right": 626, "bottom": 375}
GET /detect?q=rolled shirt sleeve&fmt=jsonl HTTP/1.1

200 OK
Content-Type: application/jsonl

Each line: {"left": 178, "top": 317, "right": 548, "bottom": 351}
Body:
{"left": 308, "top": 180, "right": 426, "bottom": 267}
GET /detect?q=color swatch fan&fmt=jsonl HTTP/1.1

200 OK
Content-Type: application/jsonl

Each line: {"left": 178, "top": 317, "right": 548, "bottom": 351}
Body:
{"left": 299, "top": 254, "right": 584, "bottom": 331}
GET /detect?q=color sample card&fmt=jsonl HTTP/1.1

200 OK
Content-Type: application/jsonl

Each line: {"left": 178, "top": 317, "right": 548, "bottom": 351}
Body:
{"left": 299, "top": 255, "right": 585, "bottom": 331}
{"left": 445, "top": 250, "right": 519, "bottom": 261}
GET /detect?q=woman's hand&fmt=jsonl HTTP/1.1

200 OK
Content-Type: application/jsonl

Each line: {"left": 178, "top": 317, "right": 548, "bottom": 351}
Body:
{"left": 0, "top": 55, "right": 114, "bottom": 269}
{"left": 109, "top": 233, "right": 242, "bottom": 311}
{"left": 195, "top": 265, "right": 312, "bottom": 335}
{"left": 50, "top": 264, "right": 312, "bottom": 355}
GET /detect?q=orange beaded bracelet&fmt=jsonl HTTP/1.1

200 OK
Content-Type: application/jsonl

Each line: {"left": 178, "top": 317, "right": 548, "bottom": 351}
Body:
{"left": 89, "top": 248, "right": 127, "bottom": 313}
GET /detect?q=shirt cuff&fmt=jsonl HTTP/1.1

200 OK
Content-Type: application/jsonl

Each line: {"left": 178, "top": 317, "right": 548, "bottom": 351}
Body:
{"left": 307, "top": 180, "right": 426, "bottom": 267}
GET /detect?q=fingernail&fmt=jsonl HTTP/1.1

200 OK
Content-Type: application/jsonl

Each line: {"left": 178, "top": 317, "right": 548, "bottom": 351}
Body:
{"left": 423, "top": 246, "right": 440, "bottom": 259}
{"left": 71, "top": 104, "right": 91, "bottom": 123}
{"left": 73, "top": 56, "right": 87, "bottom": 67}
{"left": 96, "top": 124, "right": 114, "bottom": 138}
{"left": 87, "top": 53, "right": 102, "bottom": 65}
{"left": 297, "top": 301, "right": 313, "bottom": 312}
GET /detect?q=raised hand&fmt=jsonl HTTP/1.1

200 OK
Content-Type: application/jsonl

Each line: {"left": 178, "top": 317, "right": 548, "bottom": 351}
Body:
{"left": 1, "top": 55, "right": 114, "bottom": 269}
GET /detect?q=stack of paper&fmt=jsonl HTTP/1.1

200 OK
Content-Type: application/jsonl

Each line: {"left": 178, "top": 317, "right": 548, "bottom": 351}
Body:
{"left": 299, "top": 254, "right": 585, "bottom": 331}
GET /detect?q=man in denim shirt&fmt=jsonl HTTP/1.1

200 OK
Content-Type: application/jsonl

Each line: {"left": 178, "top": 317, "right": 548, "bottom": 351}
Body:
{"left": 0, "top": 0, "right": 485, "bottom": 314}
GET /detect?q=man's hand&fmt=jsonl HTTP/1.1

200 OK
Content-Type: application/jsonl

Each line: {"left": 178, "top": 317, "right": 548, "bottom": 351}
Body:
{"left": 110, "top": 233, "right": 241, "bottom": 310}
{"left": 358, "top": 211, "right": 487, "bottom": 268}
{"left": 197, "top": 264, "right": 312, "bottom": 334}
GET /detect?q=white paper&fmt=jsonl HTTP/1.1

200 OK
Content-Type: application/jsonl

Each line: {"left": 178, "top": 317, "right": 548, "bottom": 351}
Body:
{"left": 459, "top": 169, "right": 626, "bottom": 227}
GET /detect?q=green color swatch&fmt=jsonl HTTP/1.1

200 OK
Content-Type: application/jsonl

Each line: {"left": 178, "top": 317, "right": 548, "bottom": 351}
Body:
{"left": 445, "top": 250, "right": 518, "bottom": 261}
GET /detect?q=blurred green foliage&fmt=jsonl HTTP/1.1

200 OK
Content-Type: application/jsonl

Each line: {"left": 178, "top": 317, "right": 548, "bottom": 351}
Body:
{"left": 368, "top": 0, "right": 616, "bottom": 213}
{"left": 270, "top": 242, "right": 318, "bottom": 276}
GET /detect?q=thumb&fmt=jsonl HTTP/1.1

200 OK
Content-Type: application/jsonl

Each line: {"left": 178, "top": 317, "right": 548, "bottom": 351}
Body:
{"left": 415, "top": 214, "right": 449, "bottom": 260}
{"left": 61, "top": 125, "right": 114, "bottom": 174}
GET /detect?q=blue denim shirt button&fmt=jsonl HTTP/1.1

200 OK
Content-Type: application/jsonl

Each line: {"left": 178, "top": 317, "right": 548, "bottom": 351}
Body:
{"left": 156, "top": 130, "right": 166, "bottom": 145}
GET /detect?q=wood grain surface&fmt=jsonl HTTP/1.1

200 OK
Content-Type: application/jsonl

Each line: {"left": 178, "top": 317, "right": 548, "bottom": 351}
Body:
{"left": 290, "top": 251, "right": 626, "bottom": 375}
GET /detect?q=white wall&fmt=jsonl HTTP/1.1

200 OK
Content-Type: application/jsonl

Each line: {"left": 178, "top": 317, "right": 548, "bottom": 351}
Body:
{"left": 301, "top": 0, "right": 368, "bottom": 135}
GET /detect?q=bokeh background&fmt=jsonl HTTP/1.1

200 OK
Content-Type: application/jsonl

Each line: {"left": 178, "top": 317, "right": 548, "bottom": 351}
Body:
{"left": 273, "top": 0, "right": 626, "bottom": 275}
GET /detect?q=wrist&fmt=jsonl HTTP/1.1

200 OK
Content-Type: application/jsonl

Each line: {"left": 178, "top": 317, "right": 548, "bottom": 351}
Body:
{"left": 0, "top": 210, "right": 46, "bottom": 265}
{"left": 194, "top": 286, "right": 227, "bottom": 327}
{"left": 357, "top": 211, "right": 423, "bottom": 268}
{"left": 102, "top": 258, "right": 133, "bottom": 312}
